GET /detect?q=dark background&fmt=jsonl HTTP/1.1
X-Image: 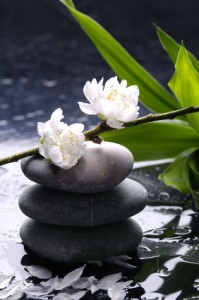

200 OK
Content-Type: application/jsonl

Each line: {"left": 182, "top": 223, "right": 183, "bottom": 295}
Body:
{"left": 0, "top": 0, "right": 199, "bottom": 141}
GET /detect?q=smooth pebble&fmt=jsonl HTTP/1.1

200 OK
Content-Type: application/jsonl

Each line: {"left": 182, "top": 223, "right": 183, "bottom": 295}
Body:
{"left": 21, "top": 142, "right": 134, "bottom": 193}
{"left": 19, "top": 178, "right": 147, "bottom": 226}
{"left": 20, "top": 218, "right": 142, "bottom": 264}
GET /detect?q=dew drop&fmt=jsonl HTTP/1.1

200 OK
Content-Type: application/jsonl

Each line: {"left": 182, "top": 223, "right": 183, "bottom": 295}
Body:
{"left": 20, "top": 77, "right": 28, "bottom": 84}
{"left": 42, "top": 79, "right": 58, "bottom": 87}
{"left": 13, "top": 115, "right": 26, "bottom": 121}
{"left": 193, "top": 279, "right": 199, "bottom": 290}
{"left": 0, "top": 120, "right": 8, "bottom": 126}
{"left": 157, "top": 192, "right": 170, "bottom": 201}
{"left": 139, "top": 245, "right": 152, "bottom": 252}
{"left": 0, "top": 103, "right": 9, "bottom": 109}
{"left": 0, "top": 78, "right": 13, "bottom": 85}
{"left": 157, "top": 268, "right": 171, "bottom": 278}
{"left": 175, "top": 226, "right": 192, "bottom": 236}
{"left": 141, "top": 292, "right": 164, "bottom": 300}
{"left": 153, "top": 229, "right": 164, "bottom": 235}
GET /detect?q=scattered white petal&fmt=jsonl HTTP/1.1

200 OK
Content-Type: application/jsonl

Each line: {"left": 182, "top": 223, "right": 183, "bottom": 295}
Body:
{"left": 98, "top": 273, "right": 122, "bottom": 290}
{"left": 54, "top": 289, "right": 87, "bottom": 300}
{"left": 90, "top": 283, "right": 99, "bottom": 294}
{"left": 57, "top": 265, "right": 85, "bottom": 290}
{"left": 23, "top": 283, "right": 55, "bottom": 297}
{"left": 108, "top": 287, "right": 126, "bottom": 300}
{"left": 89, "top": 273, "right": 122, "bottom": 294}
{"left": 0, "top": 282, "right": 27, "bottom": 300}
{"left": 25, "top": 265, "right": 52, "bottom": 279}
{"left": 107, "top": 280, "right": 133, "bottom": 300}
{"left": 0, "top": 275, "right": 14, "bottom": 290}
{"left": 41, "top": 275, "right": 60, "bottom": 289}
{"left": 25, "top": 266, "right": 86, "bottom": 297}
{"left": 72, "top": 276, "right": 97, "bottom": 289}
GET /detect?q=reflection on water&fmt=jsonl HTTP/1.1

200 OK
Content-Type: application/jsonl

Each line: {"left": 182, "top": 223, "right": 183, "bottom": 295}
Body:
{"left": 0, "top": 142, "right": 199, "bottom": 299}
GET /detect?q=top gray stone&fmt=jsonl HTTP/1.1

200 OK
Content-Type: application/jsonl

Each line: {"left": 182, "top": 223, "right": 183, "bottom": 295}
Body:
{"left": 21, "top": 142, "right": 134, "bottom": 193}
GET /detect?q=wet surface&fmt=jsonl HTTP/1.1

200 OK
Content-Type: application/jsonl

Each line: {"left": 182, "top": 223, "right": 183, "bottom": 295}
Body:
{"left": 1, "top": 0, "right": 199, "bottom": 299}
{"left": 1, "top": 152, "right": 199, "bottom": 299}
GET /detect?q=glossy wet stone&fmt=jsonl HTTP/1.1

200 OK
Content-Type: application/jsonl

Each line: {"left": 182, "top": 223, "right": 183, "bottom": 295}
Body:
{"left": 20, "top": 218, "right": 142, "bottom": 264}
{"left": 19, "top": 178, "right": 147, "bottom": 227}
{"left": 21, "top": 142, "right": 134, "bottom": 193}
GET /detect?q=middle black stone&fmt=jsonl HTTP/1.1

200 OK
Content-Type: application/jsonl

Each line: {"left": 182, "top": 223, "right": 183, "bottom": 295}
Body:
{"left": 19, "top": 178, "right": 147, "bottom": 227}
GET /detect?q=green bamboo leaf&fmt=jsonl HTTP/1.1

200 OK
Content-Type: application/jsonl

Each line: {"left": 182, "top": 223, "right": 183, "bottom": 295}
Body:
{"left": 189, "top": 149, "right": 199, "bottom": 178}
{"left": 159, "top": 148, "right": 199, "bottom": 207}
{"left": 60, "top": 0, "right": 179, "bottom": 114}
{"left": 156, "top": 25, "right": 199, "bottom": 72}
{"left": 101, "top": 121, "right": 199, "bottom": 161}
{"left": 169, "top": 45, "right": 199, "bottom": 133}
{"left": 184, "top": 151, "right": 199, "bottom": 209}
{"left": 159, "top": 149, "right": 195, "bottom": 193}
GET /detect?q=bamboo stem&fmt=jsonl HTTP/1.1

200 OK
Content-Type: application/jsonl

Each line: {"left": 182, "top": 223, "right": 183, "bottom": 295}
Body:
{"left": 1, "top": 106, "right": 199, "bottom": 166}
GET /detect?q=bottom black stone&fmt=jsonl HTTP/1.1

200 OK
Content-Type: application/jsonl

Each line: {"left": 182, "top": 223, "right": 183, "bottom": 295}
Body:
{"left": 20, "top": 218, "right": 142, "bottom": 264}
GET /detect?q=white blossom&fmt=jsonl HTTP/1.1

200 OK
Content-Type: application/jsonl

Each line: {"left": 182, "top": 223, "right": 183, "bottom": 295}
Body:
{"left": 78, "top": 76, "right": 139, "bottom": 129}
{"left": 37, "top": 108, "right": 86, "bottom": 170}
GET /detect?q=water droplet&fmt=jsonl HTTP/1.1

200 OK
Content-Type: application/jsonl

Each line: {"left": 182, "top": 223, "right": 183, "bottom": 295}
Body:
{"left": 155, "top": 166, "right": 161, "bottom": 171}
{"left": 20, "top": 77, "right": 28, "bottom": 84}
{"left": 175, "top": 226, "right": 192, "bottom": 236}
{"left": 13, "top": 115, "right": 26, "bottom": 121}
{"left": 141, "top": 292, "right": 164, "bottom": 300}
{"left": 26, "top": 110, "right": 44, "bottom": 119}
{"left": 157, "top": 268, "right": 171, "bottom": 278}
{"left": 59, "top": 94, "right": 66, "bottom": 100}
{"left": 153, "top": 229, "right": 164, "bottom": 235}
{"left": 157, "top": 192, "right": 170, "bottom": 201}
{"left": 183, "top": 297, "right": 199, "bottom": 300}
{"left": 0, "top": 103, "right": 9, "bottom": 109}
{"left": 139, "top": 245, "right": 152, "bottom": 252}
{"left": 193, "top": 278, "right": 199, "bottom": 290}
{"left": 144, "top": 228, "right": 165, "bottom": 238}
{"left": 42, "top": 79, "right": 58, "bottom": 87}
{"left": 0, "top": 120, "right": 8, "bottom": 126}
{"left": 0, "top": 78, "right": 13, "bottom": 85}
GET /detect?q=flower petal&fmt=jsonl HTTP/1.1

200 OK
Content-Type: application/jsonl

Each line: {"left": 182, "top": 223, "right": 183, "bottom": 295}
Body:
{"left": 56, "top": 265, "right": 85, "bottom": 290}
{"left": 37, "top": 122, "right": 45, "bottom": 137}
{"left": 80, "top": 77, "right": 139, "bottom": 127}
{"left": 69, "top": 123, "right": 84, "bottom": 134}
{"left": 51, "top": 107, "right": 64, "bottom": 121}
{"left": 106, "top": 118, "right": 123, "bottom": 129}
{"left": 78, "top": 102, "right": 97, "bottom": 115}
{"left": 37, "top": 108, "right": 86, "bottom": 170}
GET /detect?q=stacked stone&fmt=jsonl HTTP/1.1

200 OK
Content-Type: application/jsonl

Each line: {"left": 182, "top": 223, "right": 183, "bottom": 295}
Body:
{"left": 19, "top": 142, "right": 148, "bottom": 264}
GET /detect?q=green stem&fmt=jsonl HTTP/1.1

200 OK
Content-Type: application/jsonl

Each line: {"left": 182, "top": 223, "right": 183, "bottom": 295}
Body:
{"left": 1, "top": 105, "right": 199, "bottom": 166}
{"left": 0, "top": 147, "right": 39, "bottom": 166}
{"left": 84, "top": 105, "right": 199, "bottom": 138}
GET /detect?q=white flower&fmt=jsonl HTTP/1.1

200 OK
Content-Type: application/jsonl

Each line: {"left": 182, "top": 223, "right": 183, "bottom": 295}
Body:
{"left": 78, "top": 76, "right": 140, "bottom": 129}
{"left": 37, "top": 108, "right": 86, "bottom": 169}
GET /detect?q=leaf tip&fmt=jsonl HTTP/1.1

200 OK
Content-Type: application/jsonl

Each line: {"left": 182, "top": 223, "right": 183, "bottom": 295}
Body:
{"left": 153, "top": 22, "right": 158, "bottom": 28}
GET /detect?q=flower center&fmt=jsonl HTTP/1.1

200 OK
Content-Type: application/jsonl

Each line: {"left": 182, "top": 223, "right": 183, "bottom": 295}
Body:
{"left": 106, "top": 87, "right": 118, "bottom": 101}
